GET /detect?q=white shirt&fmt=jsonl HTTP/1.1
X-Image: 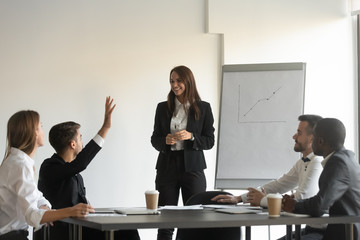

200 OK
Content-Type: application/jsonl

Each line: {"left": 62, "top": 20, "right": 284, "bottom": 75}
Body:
{"left": 241, "top": 153, "right": 323, "bottom": 207}
{"left": 93, "top": 134, "right": 105, "bottom": 147}
{"left": 321, "top": 151, "right": 335, "bottom": 167}
{"left": 170, "top": 98, "right": 190, "bottom": 151}
{"left": 0, "top": 148, "right": 51, "bottom": 235}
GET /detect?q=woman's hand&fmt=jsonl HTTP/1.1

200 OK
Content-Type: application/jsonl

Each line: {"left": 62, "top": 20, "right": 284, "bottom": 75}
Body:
{"left": 166, "top": 134, "right": 177, "bottom": 145}
{"left": 211, "top": 194, "right": 240, "bottom": 204}
{"left": 71, "top": 203, "right": 95, "bottom": 217}
{"left": 173, "top": 130, "right": 192, "bottom": 141}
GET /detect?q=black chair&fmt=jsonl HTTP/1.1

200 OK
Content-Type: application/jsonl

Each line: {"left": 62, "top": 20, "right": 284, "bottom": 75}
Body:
{"left": 33, "top": 225, "right": 50, "bottom": 240}
{"left": 175, "top": 191, "right": 242, "bottom": 240}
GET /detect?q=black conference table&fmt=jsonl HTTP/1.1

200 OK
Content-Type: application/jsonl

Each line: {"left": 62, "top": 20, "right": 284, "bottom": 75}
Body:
{"left": 62, "top": 208, "right": 360, "bottom": 240}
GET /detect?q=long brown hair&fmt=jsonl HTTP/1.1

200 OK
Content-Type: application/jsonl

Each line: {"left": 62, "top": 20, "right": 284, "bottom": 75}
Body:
{"left": 3, "top": 110, "right": 40, "bottom": 161}
{"left": 167, "top": 65, "right": 201, "bottom": 120}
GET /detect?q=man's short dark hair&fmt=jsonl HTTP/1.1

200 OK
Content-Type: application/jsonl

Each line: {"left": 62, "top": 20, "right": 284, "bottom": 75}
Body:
{"left": 49, "top": 121, "right": 81, "bottom": 155}
{"left": 314, "top": 118, "right": 346, "bottom": 151}
{"left": 298, "top": 114, "right": 323, "bottom": 135}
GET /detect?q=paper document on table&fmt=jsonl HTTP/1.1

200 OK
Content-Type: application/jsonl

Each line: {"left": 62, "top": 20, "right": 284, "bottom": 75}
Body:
{"left": 159, "top": 205, "right": 203, "bottom": 210}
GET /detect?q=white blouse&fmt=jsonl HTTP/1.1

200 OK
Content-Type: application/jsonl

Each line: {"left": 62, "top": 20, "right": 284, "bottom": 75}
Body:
{"left": 0, "top": 148, "right": 51, "bottom": 235}
{"left": 170, "top": 98, "right": 190, "bottom": 151}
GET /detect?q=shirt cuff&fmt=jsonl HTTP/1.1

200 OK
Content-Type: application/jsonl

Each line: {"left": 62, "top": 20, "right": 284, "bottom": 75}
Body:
{"left": 38, "top": 198, "right": 51, "bottom": 209}
{"left": 240, "top": 193, "right": 248, "bottom": 203}
{"left": 26, "top": 208, "right": 47, "bottom": 229}
{"left": 260, "top": 196, "right": 268, "bottom": 207}
{"left": 93, "top": 134, "right": 105, "bottom": 147}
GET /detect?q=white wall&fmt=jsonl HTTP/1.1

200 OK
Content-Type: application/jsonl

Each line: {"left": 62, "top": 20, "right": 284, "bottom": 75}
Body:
{"left": 208, "top": 0, "right": 357, "bottom": 239}
{"left": 208, "top": 0, "right": 357, "bottom": 153}
{"left": 0, "top": 1, "right": 220, "bottom": 239}
{"left": 0, "top": 1, "right": 357, "bottom": 239}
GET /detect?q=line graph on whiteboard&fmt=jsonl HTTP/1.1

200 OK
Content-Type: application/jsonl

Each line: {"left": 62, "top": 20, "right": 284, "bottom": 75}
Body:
{"left": 238, "top": 84, "right": 287, "bottom": 123}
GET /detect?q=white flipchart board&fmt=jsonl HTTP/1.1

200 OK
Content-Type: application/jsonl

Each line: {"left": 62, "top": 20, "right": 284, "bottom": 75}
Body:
{"left": 215, "top": 63, "right": 305, "bottom": 189}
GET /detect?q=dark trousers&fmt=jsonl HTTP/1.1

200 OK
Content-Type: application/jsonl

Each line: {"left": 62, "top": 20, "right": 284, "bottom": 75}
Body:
{"left": 155, "top": 150, "right": 207, "bottom": 240}
{"left": 83, "top": 227, "right": 140, "bottom": 240}
{"left": 278, "top": 225, "right": 325, "bottom": 240}
{"left": 323, "top": 224, "right": 359, "bottom": 240}
{"left": 0, "top": 230, "right": 28, "bottom": 240}
{"left": 33, "top": 222, "right": 140, "bottom": 240}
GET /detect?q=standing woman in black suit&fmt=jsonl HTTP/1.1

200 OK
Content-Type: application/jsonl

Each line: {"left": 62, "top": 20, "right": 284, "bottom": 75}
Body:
{"left": 151, "top": 65, "right": 215, "bottom": 240}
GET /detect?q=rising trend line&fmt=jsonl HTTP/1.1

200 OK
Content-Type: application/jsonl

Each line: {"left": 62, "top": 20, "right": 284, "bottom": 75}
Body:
{"left": 242, "top": 87, "right": 282, "bottom": 118}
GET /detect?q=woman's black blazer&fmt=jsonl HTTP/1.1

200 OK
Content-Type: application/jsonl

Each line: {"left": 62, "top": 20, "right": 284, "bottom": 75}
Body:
{"left": 151, "top": 101, "right": 215, "bottom": 172}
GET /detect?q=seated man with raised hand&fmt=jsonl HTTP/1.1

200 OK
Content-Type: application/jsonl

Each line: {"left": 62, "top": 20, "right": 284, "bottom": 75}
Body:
{"left": 212, "top": 114, "right": 326, "bottom": 239}
{"left": 37, "top": 96, "right": 140, "bottom": 240}
{"left": 283, "top": 118, "right": 360, "bottom": 240}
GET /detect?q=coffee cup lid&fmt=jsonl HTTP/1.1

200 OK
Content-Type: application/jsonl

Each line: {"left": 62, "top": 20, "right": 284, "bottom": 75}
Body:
{"left": 145, "top": 190, "right": 159, "bottom": 194}
{"left": 267, "top": 193, "right": 282, "bottom": 199}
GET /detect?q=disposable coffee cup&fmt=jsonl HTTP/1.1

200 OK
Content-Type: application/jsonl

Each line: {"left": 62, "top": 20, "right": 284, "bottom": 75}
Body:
{"left": 145, "top": 190, "right": 159, "bottom": 210}
{"left": 267, "top": 193, "right": 283, "bottom": 217}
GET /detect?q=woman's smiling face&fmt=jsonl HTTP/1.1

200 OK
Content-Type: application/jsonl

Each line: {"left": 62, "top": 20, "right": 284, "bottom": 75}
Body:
{"left": 170, "top": 71, "right": 186, "bottom": 99}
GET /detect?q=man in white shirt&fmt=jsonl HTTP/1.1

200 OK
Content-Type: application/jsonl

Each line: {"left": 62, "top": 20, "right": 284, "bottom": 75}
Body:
{"left": 212, "top": 114, "right": 324, "bottom": 240}
{"left": 283, "top": 118, "right": 360, "bottom": 240}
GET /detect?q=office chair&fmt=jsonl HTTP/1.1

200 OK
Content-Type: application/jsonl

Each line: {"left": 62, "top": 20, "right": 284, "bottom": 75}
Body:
{"left": 175, "top": 191, "right": 242, "bottom": 240}
{"left": 33, "top": 225, "right": 50, "bottom": 240}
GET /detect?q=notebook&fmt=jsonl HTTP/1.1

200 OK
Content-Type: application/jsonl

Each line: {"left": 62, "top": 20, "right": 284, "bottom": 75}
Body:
{"left": 93, "top": 208, "right": 116, "bottom": 214}
{"left": 114, "top": 207, "right": 161, "bottom": 215}
{"left": 215, "top": 207, "right": 262, "bottom": 214}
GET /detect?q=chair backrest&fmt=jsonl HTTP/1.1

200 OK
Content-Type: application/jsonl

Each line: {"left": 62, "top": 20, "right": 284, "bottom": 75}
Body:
{"left": 185, "top": 191, "right": 234, "bottom": 205}
{"left": 176, "top": 191, "right": 242, "bottom": 240}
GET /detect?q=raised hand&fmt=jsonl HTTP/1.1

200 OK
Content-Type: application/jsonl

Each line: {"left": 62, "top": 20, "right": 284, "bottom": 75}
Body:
{"left": 98, "top": 96, "right": 116, "bottom": 138}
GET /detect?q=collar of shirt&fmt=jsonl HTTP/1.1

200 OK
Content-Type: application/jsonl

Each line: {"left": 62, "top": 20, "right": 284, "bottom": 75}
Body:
{"left": 321, "top": 151, "right": 335, "bottom": 167}
{"left": 300, "top": 152, "right": 323, "bottom": 164}
{"left": 174, "top": 97, "right": 190, "bottom": 114}
{"left": 10, "top": 147, "right": 34, "bottom": 166}
{"left": 302, "top": 152, "right": 315, "bottom": 161}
